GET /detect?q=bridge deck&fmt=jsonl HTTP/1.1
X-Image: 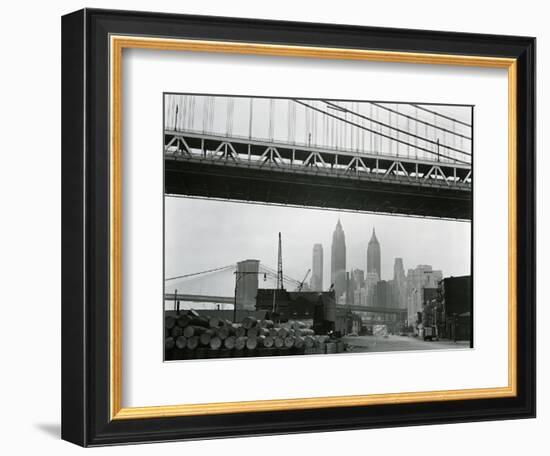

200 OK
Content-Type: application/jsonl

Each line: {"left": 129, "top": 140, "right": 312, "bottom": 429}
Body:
{"left": 164, "top": 131, "right": 472, "bottom": 220}
{"left": 165, "top": 293, "right": 406, "bottom": 316}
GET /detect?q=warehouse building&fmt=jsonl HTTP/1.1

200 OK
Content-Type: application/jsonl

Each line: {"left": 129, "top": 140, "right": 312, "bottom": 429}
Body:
{"left": 256, "top": 289, "right": 336, "bottom": 334}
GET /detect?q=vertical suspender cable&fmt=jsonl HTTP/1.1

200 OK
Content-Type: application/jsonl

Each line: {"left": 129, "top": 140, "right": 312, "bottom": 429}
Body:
{"left": 443, "top": 129, "right": 448, "bottom": 161}
{"left": 182, "top": 96, "right": 187, "bottom": 130}
{"left": 191, "top": 96, "right": 195, "bottom": 130}
{"left": 454, "top": 120, "right": 459, "bottom": 150}
{"left": 380, "top": 107, "right": 385, "bottom": 155}
{"left": 347, "top": 103, "right": 351, "bottom": 150}
{"left": 202, "top": 96, "right": 207, "bottom": 133}
{"left": 294, "top": 99, "right": 297, "bottom": 144}
{"left": 388, "top": 105, "right": 399, "bottom": 157}
{"left": 433, "top": 113, "right": 437, "bottom": 157}
{"left": 248, "top": 98, "right": 253, "bottom": 139}
{"left": 343, "top": 104, "right": 348, "bottom": 150}
{"left": 226, "top": 97, "right": 234, "bottom": 136}
{"left": 312, "top": 104, "right": 317, "bottom": 147}
{"left": 181, "top": 96, "right": 187, "bottom": 131}
{"left": 331, "top": 112, "right": 334, "bottom": 150}
{"left": 305, "top": 104, "right": 310, "bottom": 147}
{"left": 209, "top": 97, "right": 215, "bottom": 133}
{"left": 406, "top": 106, "right": 410, "bottom": 158}
{"left": 287, "top": 100, "right": 291, "bottom": 143}
{"left": 189, "top": 96, "right": 195, "bottom": 131}
{"left": 361, "top": 103, "right": 365, "bottom": 152}
{"left": 269, "top": 99, "right": 275, "bottom": 142}
{"left": 424, "top": 115, "right": 428, "bottom": 161}
{"left": 324, "top": 110, "right": 328, "bottom": 149}
{"left": 396, "top": 105, "right": 400, "bottom": 157}
{"left": 357, "top": 102, "right": 361, "bottom": 151}
{"left": 369, "top": 104, "right": 373, "bottom": 153}
{"left": 414, "top": 106, "right": 418, "bottom": 159}
{"left": 336, "top": 109, "right": 340, "bottom": 150}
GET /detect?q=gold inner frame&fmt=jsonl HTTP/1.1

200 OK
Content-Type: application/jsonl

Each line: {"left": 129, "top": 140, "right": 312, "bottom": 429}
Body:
{"left": 109, "top": 35, "right": 518, "bottom": 420}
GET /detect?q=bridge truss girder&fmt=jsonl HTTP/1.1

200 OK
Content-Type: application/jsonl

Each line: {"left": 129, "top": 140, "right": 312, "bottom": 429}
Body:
{"left": 165, "top": 131, "right": 472, "bottom": 220}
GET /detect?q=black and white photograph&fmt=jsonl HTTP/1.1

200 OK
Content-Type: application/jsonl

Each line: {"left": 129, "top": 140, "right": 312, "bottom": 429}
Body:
{"left": 163, "top": 94, "right": 473, "bottom": 361}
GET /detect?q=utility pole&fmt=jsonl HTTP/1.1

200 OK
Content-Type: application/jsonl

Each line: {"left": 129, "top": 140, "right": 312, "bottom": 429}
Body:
{"left": 233, "top": 275, "right": 239, "bottom": 323}
{"left": 174, "top": 289, "right": 179, "bottom": 314}
{"left": 276, "top": 232, "right": 284, "bottom": 290}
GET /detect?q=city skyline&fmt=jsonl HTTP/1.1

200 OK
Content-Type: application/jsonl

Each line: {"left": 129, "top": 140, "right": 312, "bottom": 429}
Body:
{"left": 165, "top": 197, "right": 471, "bottom": 298}
{"left": 317, "top": 220, "right": 446, "bottom": 323}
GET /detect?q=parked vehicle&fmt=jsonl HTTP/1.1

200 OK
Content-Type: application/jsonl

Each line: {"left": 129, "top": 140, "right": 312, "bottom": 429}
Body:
{"left": 423, "top": 325, "right": 437, "bottom": 341}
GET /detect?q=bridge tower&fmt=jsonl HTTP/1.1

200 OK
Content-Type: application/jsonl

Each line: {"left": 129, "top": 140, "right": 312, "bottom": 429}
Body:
{"left": 236, "top": 259, "right": 260, "bottom": 310}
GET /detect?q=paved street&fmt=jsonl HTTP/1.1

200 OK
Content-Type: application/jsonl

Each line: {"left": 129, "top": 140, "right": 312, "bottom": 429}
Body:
{"left": 342, "top": 335, "right": 470, "bottom": 353}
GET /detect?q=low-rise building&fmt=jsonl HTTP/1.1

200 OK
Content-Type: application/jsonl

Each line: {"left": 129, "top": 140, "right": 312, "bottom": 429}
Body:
{"left": 438, "top": 276, "right": 472, "bottom": 342}
{"left": 255, "top": 289, "right": 336, "bottom": 334}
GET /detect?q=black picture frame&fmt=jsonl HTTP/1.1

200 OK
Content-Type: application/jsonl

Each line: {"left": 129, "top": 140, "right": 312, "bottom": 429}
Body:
{"left": 62, "top": 8, "right": 536, "bottom": 447}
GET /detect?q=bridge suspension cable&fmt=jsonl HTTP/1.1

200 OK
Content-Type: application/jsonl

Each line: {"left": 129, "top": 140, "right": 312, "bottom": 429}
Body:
{"left": 367, "top": 101, "right": 472, "bottom": 141}
{"left": 165, "top": 262, "right": 302, "bottom": 287}
{"left": 410, "top": 103, "right": 472, "bottom": 128}
{"left": 321, "top": 100, "right": 471, "bottom": 157}
{"left": 165, "top": 264, "right": 235, "bottom": 281}
{"left": 292, "top": 99, "right": 470, "bottom": 164}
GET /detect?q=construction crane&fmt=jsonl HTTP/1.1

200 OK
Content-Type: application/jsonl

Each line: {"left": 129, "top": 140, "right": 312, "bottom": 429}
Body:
{"left": 297, "top": 269, "right": 311, "bottom": 292}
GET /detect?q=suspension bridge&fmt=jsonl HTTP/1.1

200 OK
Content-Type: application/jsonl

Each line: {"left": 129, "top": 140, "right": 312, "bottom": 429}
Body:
{"left": 164, "top": 261, "right": 306, "bottom": 309}
{"left": 164, "top": 261, "right": 407, "bottom": 320}
{"left": 164, "top": 95, "right": 473, "bottom": 220}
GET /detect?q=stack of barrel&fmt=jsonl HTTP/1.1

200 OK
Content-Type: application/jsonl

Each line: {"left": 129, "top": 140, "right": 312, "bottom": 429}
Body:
{"left": 165, "top": 310, "right": 334, "bottom": 360}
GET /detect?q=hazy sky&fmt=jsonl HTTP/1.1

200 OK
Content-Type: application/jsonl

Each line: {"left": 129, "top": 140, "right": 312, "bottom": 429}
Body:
{"left": 164, "top": 94, "right": 472, "bottom": 298}
{"left": 165, "top": 196, "right": 471, "bottom": 296}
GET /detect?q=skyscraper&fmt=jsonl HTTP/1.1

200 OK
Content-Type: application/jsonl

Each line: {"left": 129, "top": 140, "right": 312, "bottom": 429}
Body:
{"left": 394, "top": 258, "right": 405, "bottom": 278}
{"left": 365, "top": 272, "right": 379, "bottom": 306}
{"left": 350, "top": 269, "right": 365, "bottom": 306}
{"left": 351, "top": 269, "right": 365, "bottom": 291}
{"left": 331, "top": 219, "right": 347, "bottom": 301}
{"left": 367, "top": 228, "right": 381, "bottom": 279}
{"left": 310, "top": 243, "right": 324, "bottom": 291}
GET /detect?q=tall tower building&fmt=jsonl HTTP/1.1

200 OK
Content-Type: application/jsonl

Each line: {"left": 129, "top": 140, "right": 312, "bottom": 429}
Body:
{"left": 350, "top": 269, "right": 365, "bottom": 306}
{"left": 331, "top": 219, "right": 347, "bottom": 301}
{"left": 310, "top": 243, "right": 324, "bottom": 291}
{"left": 392, "top": 258, "right": 407, "bottom": 308}
{"left": 367, "top": 228, "right": 381, "bottom": 279}
{"left": 394, "top": 258, "right": 405, "bottom": 281}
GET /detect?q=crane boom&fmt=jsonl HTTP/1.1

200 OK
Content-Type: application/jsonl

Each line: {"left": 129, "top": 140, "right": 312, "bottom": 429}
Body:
{"left": 297, "top": 269, "right": 311, "bottom": 291}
